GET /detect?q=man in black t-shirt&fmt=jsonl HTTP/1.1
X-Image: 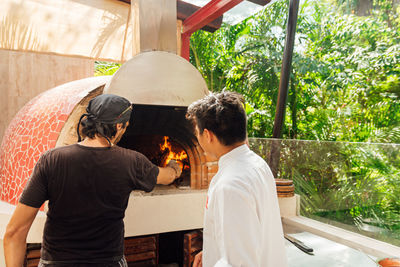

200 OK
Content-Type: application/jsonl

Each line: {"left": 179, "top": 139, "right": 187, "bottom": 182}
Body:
{"left": 4, "top": 94, "right": 181, "bottom": 267}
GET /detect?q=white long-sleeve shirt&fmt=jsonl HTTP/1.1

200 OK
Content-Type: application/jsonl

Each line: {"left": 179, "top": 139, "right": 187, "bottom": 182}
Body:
{"left": 202, "top": 144, "right": 287, "bottom": 267}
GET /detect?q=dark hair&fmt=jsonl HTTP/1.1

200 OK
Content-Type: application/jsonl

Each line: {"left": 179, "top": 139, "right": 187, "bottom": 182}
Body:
{"left": 186, "top": 91, "right": 247, "bottom": 146}
{"left": 79, "top": 117, "right": 127, "bottom": 140}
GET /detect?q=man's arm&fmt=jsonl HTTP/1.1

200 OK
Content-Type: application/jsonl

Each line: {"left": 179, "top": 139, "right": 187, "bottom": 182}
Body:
{"left": 4, "top": 203, "right": 39, "bottom": 267}
{"left": 213, "top": 185, "right": 261, "bottom": 266}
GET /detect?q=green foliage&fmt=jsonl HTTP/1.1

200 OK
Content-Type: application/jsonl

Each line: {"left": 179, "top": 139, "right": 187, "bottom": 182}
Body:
{"left": 95, "top": 61, "right": 121, "bottom": 76}
{"left": 250, "top": 138, "right": 400, "bottom": 246}
{"left": 190, "top": 0, "right": 400, "bottom": 142}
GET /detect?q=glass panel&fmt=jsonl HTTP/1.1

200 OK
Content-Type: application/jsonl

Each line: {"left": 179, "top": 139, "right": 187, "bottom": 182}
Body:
{"left": 249, "top": 138, "right": 400, "bottom": 247}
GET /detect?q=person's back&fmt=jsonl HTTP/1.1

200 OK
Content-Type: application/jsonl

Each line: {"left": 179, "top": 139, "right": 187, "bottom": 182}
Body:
{"left": 247, "top": 150, "right": 287, "bottom": 266}
{"left": 226, "top": 148, "right": 286, "bottom": 266}
{"left": 203, "top": 145, "right": 287, "bottom": 267}
{"left": 20, "top": 144, "right": 158, "bottom": 262}
{"left": 187, "top": 91, "right": 288, "bottom": 267}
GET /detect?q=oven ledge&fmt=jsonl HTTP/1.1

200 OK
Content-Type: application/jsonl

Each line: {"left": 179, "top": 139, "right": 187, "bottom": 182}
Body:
{"left": 0, "top": 188, "right": 296, "bottom": 242}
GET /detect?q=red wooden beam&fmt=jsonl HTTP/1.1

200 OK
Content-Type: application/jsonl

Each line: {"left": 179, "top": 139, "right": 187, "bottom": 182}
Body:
{"left": 181, "top": 0, "right": 244, "bottom": 60}
{"left": 181, "top": 33, "right": 191, "bottom": 61}
{"left": 178, "top": 0, "right": 223, "bottom": 33}
{"left": 182, "top": 0, "right": 243, "bottom": 35}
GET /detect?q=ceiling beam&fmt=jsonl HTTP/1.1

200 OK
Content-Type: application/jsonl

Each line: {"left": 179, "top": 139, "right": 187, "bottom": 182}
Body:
{"left": 117, "top": 0, "right": 223, "bottom": 33}
{"left": 177, "top": 1, "right": 222, "bottom": 32}
{"left": 182, "top": 0, "right": 243, "bottom": 35}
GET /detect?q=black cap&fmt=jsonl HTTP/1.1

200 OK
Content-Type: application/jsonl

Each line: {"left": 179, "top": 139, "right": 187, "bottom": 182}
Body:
{"left": 86, "top": 94, "right": 132, "bottom": 124}
{"left": 77, "top": 94, "right": 132, "bottom": 143}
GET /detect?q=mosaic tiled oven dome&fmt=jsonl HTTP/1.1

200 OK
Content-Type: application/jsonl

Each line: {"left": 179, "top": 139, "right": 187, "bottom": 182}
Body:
{"left": 0, "top": 77, "right": 110, "bottom": 205}
{"left": 0, "top": 52, "right": 216, "bottom": 206}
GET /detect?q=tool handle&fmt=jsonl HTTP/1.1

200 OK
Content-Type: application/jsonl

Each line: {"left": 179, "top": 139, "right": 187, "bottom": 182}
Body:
{"left": 284, "top": 234, "right": 314, "bottom": 255}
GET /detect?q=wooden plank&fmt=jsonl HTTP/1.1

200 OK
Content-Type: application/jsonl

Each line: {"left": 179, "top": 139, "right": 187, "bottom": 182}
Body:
{"left": 128, "top": 259, "right": 156, "bottom": 267}
{"left": 275, "top": 179, "right": 293, "bottom": 186}
{"left": 125, "top": 238, "right": 156, "bottom": 246}
{"left": 177, "top": 0, "right": 222, "bottom": 33}
{"left": 183, "top": 230, "right": 203, "bottom": 267}
{"left": 124, "top": 236, "right": 157, "bottom": 245}
{"left": 125, "top": 251, "right": 156, "bottom": 262}
{"left": 26, "top": 249, "right": 41, "bottom": 259}
{"left": 124, "top": 235, "right": 157, "bottom": 254}
{"left": 26, "top": 258, "right": 40, "bottom": 267}
{"left": 276, "top": 185, "right": 295, "bottom": 192}
{"left": 125, "top": 243, "right": 156, "bottom": 253}
{"left": 125, "top": 243, "right": 157, "bottom": 254}
{"left": 182, "top": 0, "right": 243, "bottom": 35}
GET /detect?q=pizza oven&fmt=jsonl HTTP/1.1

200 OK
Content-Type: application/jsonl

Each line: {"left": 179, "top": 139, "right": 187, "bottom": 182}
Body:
{"left": 0, "top": 51, "right": 219, "bottom": 208}
{"left": 0, "top": 50, "right": 222, "bottom": 266}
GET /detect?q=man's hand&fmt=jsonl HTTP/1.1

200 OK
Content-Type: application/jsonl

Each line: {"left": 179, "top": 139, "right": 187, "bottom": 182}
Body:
{"left": 193, "top": 251, "right": 203, "bottom": 267}
{"left": 167, "top": 160, "right": 182, "bottom": 178}
{"left": 157, "top": 160, "right": 182, "bottom": 185}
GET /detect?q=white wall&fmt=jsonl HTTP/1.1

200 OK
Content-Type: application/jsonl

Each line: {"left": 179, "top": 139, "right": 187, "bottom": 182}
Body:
{"left": 0, "top": 50, "right": 94, "bottom": 143}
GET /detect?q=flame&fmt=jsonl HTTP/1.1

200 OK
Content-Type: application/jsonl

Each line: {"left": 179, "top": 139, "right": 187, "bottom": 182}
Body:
{"left": 160, "top": 136, "right": 189, "bottom": 170}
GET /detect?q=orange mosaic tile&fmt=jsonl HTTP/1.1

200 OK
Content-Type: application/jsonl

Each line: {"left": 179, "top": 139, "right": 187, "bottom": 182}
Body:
{"left": 0, "top": 79, "right": 97, "bottom": 206}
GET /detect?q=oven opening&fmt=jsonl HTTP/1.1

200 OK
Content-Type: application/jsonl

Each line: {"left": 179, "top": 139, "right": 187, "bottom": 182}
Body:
{"left": 125, "top": 134, "right": 190, "bottom": 187}
{"left": 117, "top": 104, "right": 196, "bottom": 189}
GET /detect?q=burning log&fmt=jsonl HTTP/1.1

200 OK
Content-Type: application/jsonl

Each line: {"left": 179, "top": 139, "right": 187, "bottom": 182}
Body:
{"left": 119, "top": 134, "right": 191, "bottom": 187}
{"left": 155, "top": 147, "right": 171, "bottom": 167}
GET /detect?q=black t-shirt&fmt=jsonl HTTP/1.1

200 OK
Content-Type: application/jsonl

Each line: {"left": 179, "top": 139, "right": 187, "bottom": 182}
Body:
{"left": 19, "top": 144, "right": 158, "bottom": 263}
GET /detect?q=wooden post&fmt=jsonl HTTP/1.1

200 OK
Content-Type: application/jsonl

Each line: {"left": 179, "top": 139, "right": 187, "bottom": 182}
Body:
{"left": 269, "top": 0, "right": 300, "bottom": 176}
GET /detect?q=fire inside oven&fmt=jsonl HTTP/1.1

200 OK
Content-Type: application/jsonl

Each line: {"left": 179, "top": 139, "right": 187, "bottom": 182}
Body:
{"left": 117, "top": 104, "right": 195, "bottom": 188}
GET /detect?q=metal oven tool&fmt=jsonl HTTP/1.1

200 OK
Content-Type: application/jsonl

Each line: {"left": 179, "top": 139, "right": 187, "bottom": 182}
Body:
{"left": 284, "top": 234, "right": 314, "bottom": 255}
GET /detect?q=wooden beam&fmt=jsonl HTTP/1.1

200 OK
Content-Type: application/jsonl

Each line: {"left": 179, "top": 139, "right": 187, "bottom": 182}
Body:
{"left": 182, "top": 0, "right": 243, "bottom": 35}
{"left": 269, "top": 0, "right": 300, "bottom": 176}
{"left": 177, "top": 0, "right": 222, "bottom": 33}
{"left": 272, "top": 0, "right": 300, "bottom": 138}
{"left": 118, "top": 0, "right": 223, "bottom": 32}
{"left": 181, "top": 33, "right": 190, "bottom": 60}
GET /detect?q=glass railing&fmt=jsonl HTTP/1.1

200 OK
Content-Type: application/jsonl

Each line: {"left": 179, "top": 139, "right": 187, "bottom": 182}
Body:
{"left": 249, "top": 138, "right": 400, "bottom": 247}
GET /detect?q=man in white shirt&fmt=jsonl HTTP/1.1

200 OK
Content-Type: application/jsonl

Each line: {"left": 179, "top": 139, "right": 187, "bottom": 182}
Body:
{"left": 187, "top": 92, "right": 287, "bottom": 267}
